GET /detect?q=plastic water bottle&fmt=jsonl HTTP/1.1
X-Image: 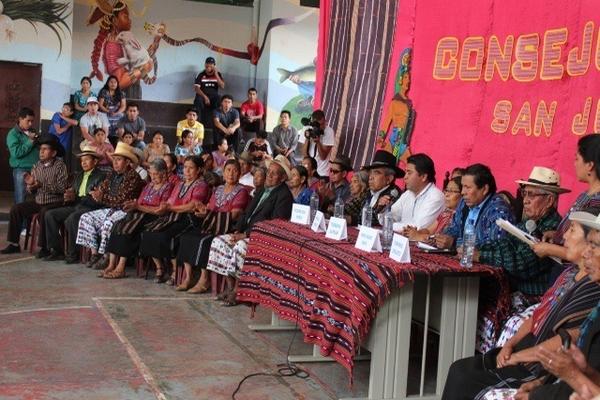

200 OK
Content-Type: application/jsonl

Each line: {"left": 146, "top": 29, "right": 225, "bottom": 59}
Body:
{"left": 334, "top": 195, "right": 345, "bottom": 219}
{"left": 382, "top": 206, "right": 394, "bottom": 250}
{"left": 310, "top": 191, "right": 320, "bottom": 222}
{"left": 361, "top": 203, "right": 372, "bottom": 228}
{"left": 461, "top": 219, "right": 476, "bottom": 268}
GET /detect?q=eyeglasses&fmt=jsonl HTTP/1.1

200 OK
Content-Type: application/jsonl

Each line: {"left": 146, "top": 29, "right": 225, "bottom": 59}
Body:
{"left": 520, "top": 189, "right": 550, "bottom": 198}
{"left": 330, "top": 169, "right": 342, "bottom": 174}
{"left": 443, "top": 189, "right": 461, "bottom": 194}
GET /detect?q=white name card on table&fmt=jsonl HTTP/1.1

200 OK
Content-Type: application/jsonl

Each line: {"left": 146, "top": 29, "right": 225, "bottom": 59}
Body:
{"left": 311, "top": 211, "right": 327, "bottom": 232}
{"left": 355, "top": 226, "right": 383, "bottom": 253}
{"left": 389, "top": 233, "right": 411, "bottom": 263}
{"left": 325, "top": 217, "right": 348, "bottom": 240}
{"left": 290, "top": 204, "right": 311, "bottom": 225}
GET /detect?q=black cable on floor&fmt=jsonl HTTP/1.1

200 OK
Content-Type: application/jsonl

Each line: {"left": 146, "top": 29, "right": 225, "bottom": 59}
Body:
{"left": 231, "top": 237, "right": 310, "bottom": 399}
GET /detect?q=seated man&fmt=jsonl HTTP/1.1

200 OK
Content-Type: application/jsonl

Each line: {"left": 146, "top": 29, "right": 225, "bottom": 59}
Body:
{"left": 206, "top": 156, "right": 294, "bottom": 305}
{"left": 79, "top": 97, "right": 109, "bottom": 149}
{"left": 387, "top": 153, "right": 445, "bottom": 230}
{"left": 1, "top": 136, "right": 68, "bottom": 254}
{"left": 213, "top": 94, "right": 241, "bottom": 152}
{"left": 319, "top": 155, "right": 353, "bottom": 216}
{"left": 116, "top": 103, "right": 146, "bottom": 150}
{"left": 42, "top": 146, "right": 106, "bottom": 261}
{"left": 361, "top": 150, "right": 404, "bottom": 226}
{"left": 240, "top": 87, "right": 264, "bottom": 140}
{"left": 436, "top": 163, "right": 515, "bottom": 249}
{"left": 270, "top": 110, "right": 298, "bottom": 162}
{"left": 176, "top": 108, "right": 204, "bottom": 146}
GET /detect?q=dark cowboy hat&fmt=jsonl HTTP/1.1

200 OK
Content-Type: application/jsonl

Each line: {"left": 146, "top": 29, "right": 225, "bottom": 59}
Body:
{"left": 38, "top": 135, "right": 65, "bottom": 158}
{"left": 330, "top": 155, "right": 353, "bottom": 172}
{"left": 362, "top": 150, "right": 405, "bottom": 178}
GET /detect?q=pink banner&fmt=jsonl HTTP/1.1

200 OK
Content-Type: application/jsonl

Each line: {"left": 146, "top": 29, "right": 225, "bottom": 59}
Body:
{"left": 388, "top": 0, "right": 600, "bottom": 213}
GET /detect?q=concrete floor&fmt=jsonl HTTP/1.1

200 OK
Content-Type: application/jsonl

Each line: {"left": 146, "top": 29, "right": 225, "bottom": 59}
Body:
{"left": 0, "top": 222, "right": 374, "bottom": 400}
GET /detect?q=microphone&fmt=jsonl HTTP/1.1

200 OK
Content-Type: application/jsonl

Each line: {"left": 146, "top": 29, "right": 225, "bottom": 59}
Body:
{"left": 525, "top": 219, "right": 537, "bottom": 235}
{"left": 389, "top": 188, "right": 400, "bottom": 201}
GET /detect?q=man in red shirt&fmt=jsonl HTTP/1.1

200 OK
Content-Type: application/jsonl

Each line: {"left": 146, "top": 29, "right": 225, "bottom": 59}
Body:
{"left": 240, "top": 87, "right": 265, "bottom": 146}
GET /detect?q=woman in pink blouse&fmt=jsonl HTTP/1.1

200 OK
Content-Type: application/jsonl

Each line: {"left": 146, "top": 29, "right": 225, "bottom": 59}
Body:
{"left": 138, "top": 155, "right": 211, "bottom": 285}
{"left": 176, "top": 159, "right": 250, "bottom": 292}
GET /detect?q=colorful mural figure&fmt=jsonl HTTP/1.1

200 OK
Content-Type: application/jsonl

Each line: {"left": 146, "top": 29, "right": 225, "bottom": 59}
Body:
{"left": 277, "top": 60, "right": 316, "bottom": 111}
{"left": 377, "top": 48, "right": 416, "bottom": 163}
{"left": 88, "top": 0, "right": 162, "bottom": 98}
{"left": 0, "top": 0, "right": 71, "bottom": 53}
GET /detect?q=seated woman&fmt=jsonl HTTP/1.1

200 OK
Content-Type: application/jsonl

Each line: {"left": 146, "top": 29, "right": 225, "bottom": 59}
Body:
{"left": 288, "top": 165, "right": 313, "bottom": 205}
{"left": 174, "top": 129, "right": 202, "bottom": 178}
{"left": 211, "top": 137, "right": 231, "bottom": 172}
{"left": 301, "top": 156, "right": 320, "bottom": 191}
{"left": 100, "top": 159, "right": 175, "bottom": 278}
{"left": 176, "top": 159, "right": 250, "bottom": 292}
{"left": 75, "top": 142, "right": 145, "bottom": 269}
{"left": 142, "top": 131, "right": 170, "bottom": 168}
{"left": 343, "top": 170, "right": 370, "bottom": 226}
{"left": 98, "top": 75, "right": 126, "bottom": 145}
{"left": 251, "top": 166, "right": 267, "bottom": 197}
{"left": 162, "top": 153, "right": 180, "bottom": 185}
{"left": 138, "top": 155, "right": 210, "bottom": 285}
{"left": 441, "top": 207, "right": 600, "bottom": 400}
{"left": 403, "top": 176, "right": 462, "bottom": 240}
{"left": 89, "top": 127, "right": 114, "bottom": 173}
{"left": 532, "top": 135, "right": 600, "bottom": 270}
{"left": 73, "top": 76, "right": 96, "bottom": 121}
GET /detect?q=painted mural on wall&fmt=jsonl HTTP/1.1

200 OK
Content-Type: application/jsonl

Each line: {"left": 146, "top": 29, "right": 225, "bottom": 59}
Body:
{"left": 277, "top": 59, "right": 316, "bottom": 127}
{"left": 0, "top": 0, "right": 71, "bottom": 52}
{"left": 377, "top": 48, "right": 415, "bottom": 164}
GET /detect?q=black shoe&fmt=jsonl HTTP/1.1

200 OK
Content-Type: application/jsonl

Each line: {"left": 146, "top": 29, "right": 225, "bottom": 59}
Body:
{"left": 36, "top": 248, "right": 51, "bottom": 259}
{"left": 86, "top": 254, "right": 102, "bottom": 269}
{"left": 0, "top": 244, "right": 21, "bottom": 254}
{"left": 64, "top": 254, "right": 80, "bottom": 264}
{"left": 44, "top": 250, "right": 65, "bottom": 261}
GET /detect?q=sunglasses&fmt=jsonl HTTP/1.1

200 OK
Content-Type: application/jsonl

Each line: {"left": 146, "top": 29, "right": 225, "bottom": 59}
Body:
{"left": 330, "top": 169, "right": 343, "bottom": 174}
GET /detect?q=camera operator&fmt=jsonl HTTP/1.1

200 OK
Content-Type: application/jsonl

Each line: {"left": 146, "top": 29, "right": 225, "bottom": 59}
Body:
{"left": 7, "top": 107, "right": 40, "bottom": 204}
{"left": 300, "top": 109, "right": 335, "bottom": 177}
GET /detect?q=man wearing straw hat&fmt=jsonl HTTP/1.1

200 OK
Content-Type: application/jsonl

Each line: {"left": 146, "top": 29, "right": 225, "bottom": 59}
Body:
{"left": 42, "top": 146, "right": 106, "bottom": 262}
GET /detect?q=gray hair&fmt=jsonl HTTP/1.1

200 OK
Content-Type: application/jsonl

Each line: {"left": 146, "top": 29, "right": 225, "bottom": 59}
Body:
{"left": 253, "top": 166, "right": 268, "bottom": 177}
{"left": 383, "top": 167, "right": 396, "bottom": 177}
{"left": 355, "top": 170, "right": 369, "bottom": 185}
{"left": 149, "top": 158, "right": 167, "bottom": 173}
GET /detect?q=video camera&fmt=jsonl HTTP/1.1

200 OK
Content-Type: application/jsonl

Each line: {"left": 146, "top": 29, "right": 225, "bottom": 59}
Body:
{"left": 300, "top": 117, "right": 324, "bottom": 140}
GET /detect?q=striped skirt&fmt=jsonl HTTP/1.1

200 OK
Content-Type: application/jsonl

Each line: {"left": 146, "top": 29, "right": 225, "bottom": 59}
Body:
{"left": 75, "top": 208, "right": 127, "bottom": 254}
{"left": 205, "top": 235, "right": 249, "bottom": 278}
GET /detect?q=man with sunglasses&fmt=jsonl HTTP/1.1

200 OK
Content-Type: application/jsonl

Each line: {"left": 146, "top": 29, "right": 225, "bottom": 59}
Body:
{"left": 319, "top": 155, "right": 352, "bottom": 215}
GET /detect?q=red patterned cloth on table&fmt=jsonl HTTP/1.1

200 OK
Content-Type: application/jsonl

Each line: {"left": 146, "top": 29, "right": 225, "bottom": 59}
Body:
{"left": 236, "top": 219, "right": 510, "bottom": 378}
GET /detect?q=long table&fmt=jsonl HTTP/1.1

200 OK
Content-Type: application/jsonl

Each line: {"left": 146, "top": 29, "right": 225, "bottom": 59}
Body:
{"left": 237, "top": 220, "right": 508, "bottom": 399}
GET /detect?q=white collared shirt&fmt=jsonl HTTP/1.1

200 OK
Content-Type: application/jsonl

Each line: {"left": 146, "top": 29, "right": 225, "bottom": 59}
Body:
{"left": 369, "top": 185, "right": 390, "bottom": 207}
{"left": 390, "top": 182, "right": 445, "bottom": 230}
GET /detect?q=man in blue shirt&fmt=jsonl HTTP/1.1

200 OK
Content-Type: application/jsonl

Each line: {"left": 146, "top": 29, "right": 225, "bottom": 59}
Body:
{"left": 436, "top": 163, "right": 515, "bottom": 249}
{"left": 48, "top": 102, "right": 78, "bottom": 171}
{"left": 213, "top": 94, "right": 241, "bottom": 152}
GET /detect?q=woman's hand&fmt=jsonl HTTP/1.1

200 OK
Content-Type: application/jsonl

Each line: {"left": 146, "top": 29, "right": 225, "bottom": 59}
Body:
{"left": 122, "top": 199, "right": 137, "bottom": 212}
{"left": 530, "top": 242, "right": 555, "bottom": 258}
{"left": 537, "top": 345, "right": 584, "bottom": 380}
{"left": 542, "top": 230, "right": 556, "bottom": 243}
{"left": 514, "top": 377, "right": 544, "bottom": 400}
{"left": 156, "top": 202, "right": 169, "bottom": 215}
{"left": 401, "top": 225, "right": 418, "bottom": 239}
{"left": 435, "top": 233, "right": 454, "bottom": 249}
{"left": 194, "top": 203, "right": 208, "bottom": 217}
{"left": 496, "top": 343, "right": 514, "bottom": 368}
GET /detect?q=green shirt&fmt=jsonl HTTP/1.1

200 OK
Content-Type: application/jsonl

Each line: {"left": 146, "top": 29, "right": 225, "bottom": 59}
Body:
{"left": 6, "top": 125, "right": 38, "bottom": 169}
{"left": 478, "top": 208, "right": 562, "bottom": 296}
{"left": 78, "top": 170, "right": 93, "bottom": 197}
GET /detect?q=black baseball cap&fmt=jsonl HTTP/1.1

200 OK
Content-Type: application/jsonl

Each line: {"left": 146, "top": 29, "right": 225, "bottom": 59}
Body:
{"left": 205, "top": 57, "right": 216, "bottom": 64}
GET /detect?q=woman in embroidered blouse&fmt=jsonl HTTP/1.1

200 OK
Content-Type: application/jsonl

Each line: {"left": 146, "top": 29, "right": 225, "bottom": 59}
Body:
{"left": 176, "top": 159, "right": 250, "bottom": 292}
{"left": 174, "top": 129, "right": 202, "bottom": 177}
{"left": 73, "top": 76, "right": 96, "bottom": 121}
{"left": 344, "top": 170, "right": 370, "bottom": 226}
{"left": 302, "top": 156, "right": 320, "bottom": 191}
{"left": 532, "top": 135, "right": 600, "bottom": 263}
{"left": 288, "top": 165, "right": 313, "bottom": 205}
{"left": 404, "top": 176, "right": 462, "bottom": 241}
{"left": 139, "top": 155, "right": 210, "bottom": 285}
{"left": 443, "top": 208, "right": 600, "bottom": 400}
{"left": 98, "top": 75, "right": 126, "bottom": 139}
{"left": 142, "top": 131, "right": 170, "bottom": 168}
{"left": 100, "top": 159, "right": 175, "bottom": 278}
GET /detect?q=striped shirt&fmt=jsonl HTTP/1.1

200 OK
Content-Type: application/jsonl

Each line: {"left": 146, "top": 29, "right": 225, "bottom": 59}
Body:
{"left": 30, "top": 158, "right": 68, "bottom": 205}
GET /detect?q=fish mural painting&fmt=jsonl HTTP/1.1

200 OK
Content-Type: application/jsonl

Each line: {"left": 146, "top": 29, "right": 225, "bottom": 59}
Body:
{"left": 277, "top": 60, "right": 316, "bottom": 113}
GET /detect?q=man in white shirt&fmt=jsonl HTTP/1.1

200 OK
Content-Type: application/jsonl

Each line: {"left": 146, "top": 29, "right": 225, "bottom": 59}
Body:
{"left": 79, "top": 97, "right": 109, "bottom": 149}
{"left": 299, "top": 109, "right": 335, "bottom": 177}
{"left": 388, "top": 153, "right": 445, "bottom": 231}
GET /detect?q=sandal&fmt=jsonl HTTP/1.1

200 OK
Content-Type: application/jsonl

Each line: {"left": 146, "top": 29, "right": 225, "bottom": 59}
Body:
{"left": 216, "top": 288, "right": 231, "bottom": 301}
{"left": 86, "top": 254, "right": 101, "bottom": 269}
{"left": 187, "top": 283, "right": 210, "bottom": 294}
{"left": 103, "top": 270, "right": 128, "bottom": 279}
{"left": 176, "top": 282, "right": 193, "bottom": 292}
{"left": 165, "top": 276, "right": 175, "bottom": 286}
{"left": 92, "top": 255, "right": 109, "bottom": 270}
{"left": 221, "top": 291, "right": 238, "bottom": 307}
{"left": 154, "top": 269, "right": 165, "bottom": 284}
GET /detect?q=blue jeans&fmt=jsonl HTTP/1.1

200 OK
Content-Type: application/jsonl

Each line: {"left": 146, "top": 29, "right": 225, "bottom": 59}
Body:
{"left": 12, "top": 168, "right": 27, "bottom": 204}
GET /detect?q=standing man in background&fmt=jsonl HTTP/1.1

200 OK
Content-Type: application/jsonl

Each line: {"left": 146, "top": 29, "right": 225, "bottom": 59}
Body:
{"left": 193, "top": 56, "right": 225, "bottom": 140}
{"left": 6, "top": 107, "right": 39, "bottom": 204}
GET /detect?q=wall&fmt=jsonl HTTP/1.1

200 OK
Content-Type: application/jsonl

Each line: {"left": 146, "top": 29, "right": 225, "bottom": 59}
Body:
{"left": 0, "top": 0, "right": 74, "bottom": 119}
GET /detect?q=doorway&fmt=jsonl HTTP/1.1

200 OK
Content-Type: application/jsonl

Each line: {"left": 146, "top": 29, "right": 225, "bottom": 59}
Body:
{"left": 0, "top": 61, "right": 42, "bottom": 192}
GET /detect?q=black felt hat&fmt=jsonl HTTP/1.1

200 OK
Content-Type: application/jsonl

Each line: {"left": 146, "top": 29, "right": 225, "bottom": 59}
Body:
{"left": 362, "top": 150, "right": 405, "bottom": 178}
